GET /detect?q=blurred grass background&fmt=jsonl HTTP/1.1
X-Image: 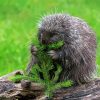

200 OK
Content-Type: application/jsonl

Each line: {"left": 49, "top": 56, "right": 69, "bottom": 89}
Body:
{"left": 0, "top": 0, "right": 100, "bottom": 76}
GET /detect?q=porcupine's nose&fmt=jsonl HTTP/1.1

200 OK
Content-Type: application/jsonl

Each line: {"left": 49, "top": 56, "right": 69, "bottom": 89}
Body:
{"left": 41, "top": 39, "right": 46, "bottom": 44}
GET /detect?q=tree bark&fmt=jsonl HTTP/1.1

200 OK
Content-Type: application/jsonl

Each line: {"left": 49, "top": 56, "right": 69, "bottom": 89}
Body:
{"left": 0, "top": 71, "right": 100, "bottom": 100}
{"left": 53, "top": 78, "right": 100, "bottom": 100}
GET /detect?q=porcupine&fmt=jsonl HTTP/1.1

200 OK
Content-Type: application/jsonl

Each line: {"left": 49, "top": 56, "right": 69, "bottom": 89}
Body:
{"left": 26, "top": 14, "right": 96, "bottom": 84}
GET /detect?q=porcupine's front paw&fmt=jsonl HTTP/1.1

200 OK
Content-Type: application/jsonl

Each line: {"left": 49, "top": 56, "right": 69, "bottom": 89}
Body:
{"left": 31, "top": 45, "right": 37, "bottom": 55}
{"left": 48, "top": 50, "right": 59, "bottom": 60}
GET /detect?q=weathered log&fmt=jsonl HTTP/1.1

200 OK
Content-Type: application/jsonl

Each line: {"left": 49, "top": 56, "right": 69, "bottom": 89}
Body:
{"left": 0, "top": 70, "right": 44, "bottom": 100}
{"left": 0, "top": 80, "right": 44, "bottom": 100}
{"left": 53, "top": 78, "right": 100, "bottom": 100}
{"left": 0, "top": 71, "right": 100, "bottom": 100}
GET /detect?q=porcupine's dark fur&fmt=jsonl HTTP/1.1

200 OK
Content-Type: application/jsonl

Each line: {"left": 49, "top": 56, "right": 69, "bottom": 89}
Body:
{"left": 26, "top": 14, "right": 96, "bottom": 84}
{"left": 38, "top": 13, "right": 97, "bottom": 84}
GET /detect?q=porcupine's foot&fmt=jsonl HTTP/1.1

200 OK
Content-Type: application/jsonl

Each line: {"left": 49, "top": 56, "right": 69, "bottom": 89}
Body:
{"left": 30, "top": 44, "right": 37, "bottom": 55}
{"left": 48, "top": 50, "right": 64, "bottom": 60}
{"left": 48, "top": 50, "right": 59, "bottom": 60}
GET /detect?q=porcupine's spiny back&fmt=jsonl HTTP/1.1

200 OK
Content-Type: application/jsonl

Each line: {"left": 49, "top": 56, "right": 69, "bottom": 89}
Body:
{"left": 38, "top": 13, "right": 96, "bottom": 84}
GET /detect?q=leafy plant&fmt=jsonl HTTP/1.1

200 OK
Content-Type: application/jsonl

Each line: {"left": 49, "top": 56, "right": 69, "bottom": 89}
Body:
{"left": 11, "top": 39, "right": 73, "bottom": 97}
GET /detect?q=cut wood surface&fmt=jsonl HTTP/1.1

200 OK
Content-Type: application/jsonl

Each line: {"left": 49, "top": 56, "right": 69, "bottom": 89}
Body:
{"left": 0, "top": 70, "right": 100, "bottom": 100}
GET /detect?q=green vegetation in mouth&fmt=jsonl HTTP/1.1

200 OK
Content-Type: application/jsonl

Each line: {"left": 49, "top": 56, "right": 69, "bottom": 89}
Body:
{"left": 48, "top": 40, "right": 64, "bottom": 49}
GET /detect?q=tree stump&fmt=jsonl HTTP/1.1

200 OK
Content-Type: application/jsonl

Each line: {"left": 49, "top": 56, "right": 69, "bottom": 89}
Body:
{"left": 0, "top": 70, "right": 100, "bottom": 100}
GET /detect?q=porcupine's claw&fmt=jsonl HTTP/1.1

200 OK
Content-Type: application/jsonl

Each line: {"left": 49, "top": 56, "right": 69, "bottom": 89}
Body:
{"left": 48, "top": 50, "right": 59, "bottom": 60}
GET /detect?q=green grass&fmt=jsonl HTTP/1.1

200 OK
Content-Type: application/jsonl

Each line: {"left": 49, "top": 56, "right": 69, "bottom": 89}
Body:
{"left": 0, "top": 0, "right": 100, "bottom": 76}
